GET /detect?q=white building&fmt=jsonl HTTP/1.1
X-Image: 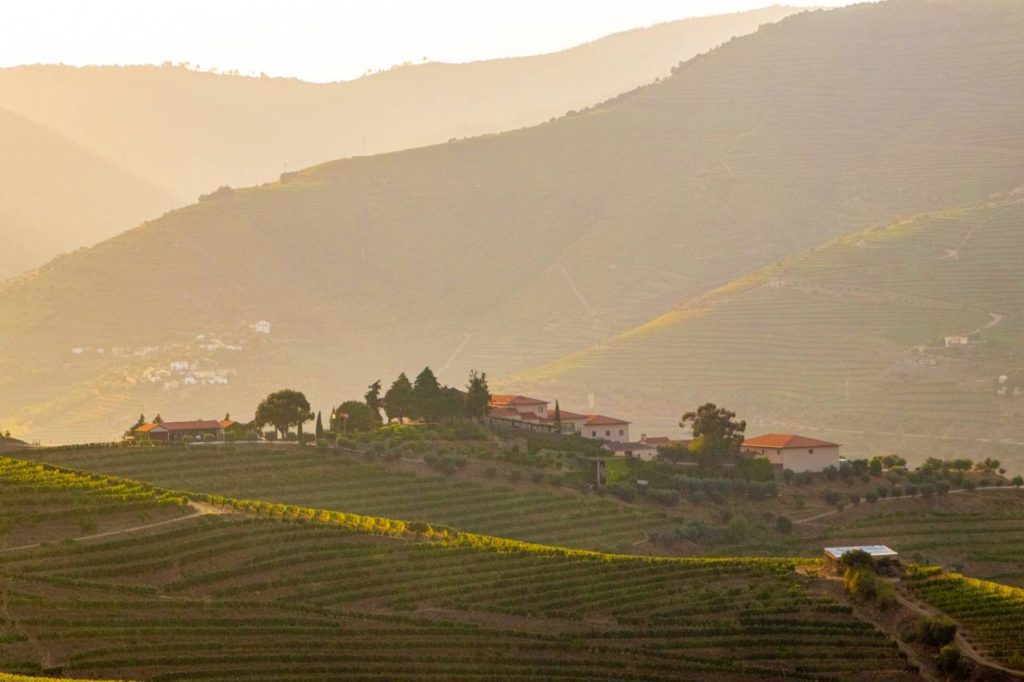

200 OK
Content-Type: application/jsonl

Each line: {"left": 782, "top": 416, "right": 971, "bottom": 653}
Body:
{"left": 944, "top": 336, "right": 969, "bottom": 347}
{"left": 583, "top": 415, "right": 630, "bottom": 441}
{"left": 604, "top": 441, "right": 658, "bottom": 461}
{"left": 252, "top": 320, "right": 271, "bottom": 334}
{"left": 742, "top": 434, "right": 840, "bottom": 473}
{"left": 170, "top": 360, "right": 190, "bottom": 372}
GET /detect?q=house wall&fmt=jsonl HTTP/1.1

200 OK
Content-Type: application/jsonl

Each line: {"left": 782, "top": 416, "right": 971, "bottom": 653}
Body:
{"left": 781, "top": 445, "right": 840, "bottom": 473}
{"left": 584, "top": 424, "right": 630, "bottom": 441}
{"left": 559, "top": 417, "right": 588, "bottom": 434}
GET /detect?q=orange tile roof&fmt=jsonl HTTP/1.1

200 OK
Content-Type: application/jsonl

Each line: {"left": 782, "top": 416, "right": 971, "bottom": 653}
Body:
{"left": 490, "top": 394, "right": 548, "bottom": 407}
{"left": 160, "top": 420, "right": 224, "bottom": 431}
{"left": 584, "top": 415, "right": 630, "bottom": 426}
{"left": 742, "top": 434, "right": 840, "bottom": 449}
{"left": 546, "top": 408, "right": 588, "bottom": 420}
{"left": 133, "top": 423, "right": 161, "bottom": 433}
{"left": 488, "top": 407, "right": 523, "bottom": 419}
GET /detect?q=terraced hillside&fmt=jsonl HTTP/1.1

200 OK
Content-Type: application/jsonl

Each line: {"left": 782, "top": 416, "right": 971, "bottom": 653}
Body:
{"left": 0, "top": 463, "right": 917, "bottom": 681}
{"left": 0, "top": 457, "right": 189, "bottom": 550}
{"left": 4, "top": 0, "right": 1024, "bottom": 443}
{"left": 905, "top": 567, "right": 1024, "bottom": 670}
{"left": 707, "top": 489, "right": 1024, "bottom": 587}
{"left": 21, "top": 445, "right": 1024, "bottom": 587}
{"left": 516, "top": 192, "right": 1024, "bottom": 470}
{"left": 16, "top": 447, "right": 665, "bottom": 553}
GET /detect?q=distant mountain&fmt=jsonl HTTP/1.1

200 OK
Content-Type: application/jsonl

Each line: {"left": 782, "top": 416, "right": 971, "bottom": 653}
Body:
{"left": 0, "top": 6, "right": 800, "bottom": 278}
{"left": 511, "top": 190, "right": 1024, "bottom": 471}
{"left": 0, "top": 109, "right": 176, "bottom": 280}
{"left": 1, "top": 0, "right": 1023, "bottom": 445}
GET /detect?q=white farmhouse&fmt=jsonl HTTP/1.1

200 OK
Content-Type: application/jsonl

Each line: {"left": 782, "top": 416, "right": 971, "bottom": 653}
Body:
{"left": 742, "top": 433, "right": 841, "bottom": 473}
{"left": 252, "top": 320, "right": 271, "bottom": 334}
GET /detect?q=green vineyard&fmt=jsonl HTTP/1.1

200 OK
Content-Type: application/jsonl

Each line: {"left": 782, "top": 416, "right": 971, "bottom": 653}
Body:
{"left": 0, "top": 456, "right": 920, "bottom": 681}
{"left": 15, "top": 447, "right": 667, "bottom": 552}
{"left": 905, "top": 567, "right": 1024, "bottom": 669}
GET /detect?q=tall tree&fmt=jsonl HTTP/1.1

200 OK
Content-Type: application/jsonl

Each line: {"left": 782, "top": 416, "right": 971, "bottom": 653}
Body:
{"left": 383, "top": 373, "right": 414, "bottom": 423}
{"left": 315, "top": 411, "right": 324, "bottom": 440}
{"left": 336, "top": 400, "right": 380, "bottom": 432}
{"left": 553, "top": 400, "right": 562, "bottom": 432}
{"left": 254, "top": 389, "right": 313, "bottom": 442}
{"left": 153, "top": 413, "right": 163, "bottom": 424}
{"left": 464, "top": 369, "right": 491, "bottom": 420}
{"left": 412, "top": 366, "right": 443, "bottom": 422}
{"left": 440, "top": 386, "right": 467, "bottom": 422}
{"left": 364, "top": 379, "right": 384, "bottom": 423}
{"left": 679, "top": 403, "right": 746, "bottom": 459}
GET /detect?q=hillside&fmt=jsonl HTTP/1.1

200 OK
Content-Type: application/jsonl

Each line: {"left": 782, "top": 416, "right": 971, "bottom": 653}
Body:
{"left": 0, "top": 109, "right": 175, "bottom": 280}
{"left": 512, "top": 190, "right": 1024, "bottom": 471}
{"left": 3, "top": 0, "right": 1024, "bottom": 443}
{"left": 0, "top": 457, "right": 919, "bottom": 681}
{"left": 20, "top": 444, "right": 1024, "bottom": 585}
{"left": 0, "top": 7, "right": 798, "bottom": 278}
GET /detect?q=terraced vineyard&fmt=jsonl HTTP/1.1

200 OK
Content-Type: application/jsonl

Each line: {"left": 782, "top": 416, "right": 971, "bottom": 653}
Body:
{"left": 713, "top": 490, "right": 1024, "bottom": 586}
{"left": 516, "top": 195, "right": 1024, "bottom": 468}
{"left": 0, "top": 514, "right": 918, "bottom": 681}
{"left": 16, "top": 447, "right": 668, "bottom": 552}
{"left": 905, "top": 567, "right": 1024, "bottom": 669}
{"left": 0, "top": 456, "right": 188, "bottom": 550}
{"left": 0, "top": 455, "right": 925, "bottom": 680}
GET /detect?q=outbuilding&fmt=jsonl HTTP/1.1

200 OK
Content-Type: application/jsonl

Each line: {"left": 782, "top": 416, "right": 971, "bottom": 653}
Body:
{"left": 823, "top": 545, "right": 900, "bottom": 575}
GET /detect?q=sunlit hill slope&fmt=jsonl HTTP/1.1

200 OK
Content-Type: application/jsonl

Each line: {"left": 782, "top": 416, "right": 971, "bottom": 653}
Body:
{"left": 0, "top": 6, "right": 799, "bottom": 278}
{"left": 1, "top": 0, "right": 1024, "bottom": 444}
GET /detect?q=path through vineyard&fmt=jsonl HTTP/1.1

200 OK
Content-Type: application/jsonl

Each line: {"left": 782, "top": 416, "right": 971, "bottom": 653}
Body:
{"left": 0, "top": 498, "right": 230, "bottom": 554}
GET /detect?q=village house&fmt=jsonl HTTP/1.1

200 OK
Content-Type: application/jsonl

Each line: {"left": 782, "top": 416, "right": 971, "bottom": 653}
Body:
{"left": 252, "top": 320, "right": 271, "bottom": 334}
{"left": 944, "top": 335, "right": 969, "bottom": 347}
{"left": 742, "top": 433, "right": 841, "bottom": 473}
{"left": 603, "top": 440, "right": 658, "bottom": 461}
{"left": 486, "top": 395, "right": 630, "bottom": 440}
{"left": 133, "top": 419, "right": 226, "bottom": 443}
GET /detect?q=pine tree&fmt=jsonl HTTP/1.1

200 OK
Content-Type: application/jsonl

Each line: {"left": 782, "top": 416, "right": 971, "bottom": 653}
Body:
{"left": 412, "top": 367, "right": 442, "bottom": 423}
{"left": 383, "top": 373, "right": 414, "bottom": 423}
{"left": 315, "top": 411, "right": 324, "bottom": 440}
{"left": 364, "top": 380, "right": 384, "bottom": 423}
{"left": 465, "top": 370, "right": 491, "bottom": 420}
{"left": 553, "top": 400, "right": 562, "bottom": 432}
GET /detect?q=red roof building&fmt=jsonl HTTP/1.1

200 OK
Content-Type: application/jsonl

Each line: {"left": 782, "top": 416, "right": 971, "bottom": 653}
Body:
{"left": 742, "top": 433, "right": 841, "bottom": 473}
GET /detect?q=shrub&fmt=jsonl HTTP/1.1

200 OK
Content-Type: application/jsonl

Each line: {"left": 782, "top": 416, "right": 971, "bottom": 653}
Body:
{"left": 606, "top": 483, "right": 636, "bottom": 503}
{"left": 483, "top": 466, "right": 497, "bottom": 479}
{"left": 775, "top": 516, "right": 794, "bottom": 534}
{"left": 823, "top": 489, "right": 841, "bottom": 506}
{"left": 647, "top": 488, "right": 680, "bottom": 507}
{"left": 917, "top": 616, "right": 957, "bottom": 646}
{"left": 529, "top": 470, "right": 545, "bottom": 484}
{"left": 865, "top": 491, "right": 879, "bottom": 503}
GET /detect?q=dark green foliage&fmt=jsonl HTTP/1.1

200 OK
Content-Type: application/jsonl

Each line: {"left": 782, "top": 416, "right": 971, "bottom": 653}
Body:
{"left": 916, "top": 616, "right": 958, "bottom": 646}
{"left": 410, "top": 367, "right": 443, "bottom": 422}
{"left": 333, "top": 401, "right": 379, "bottom": 432}
{"left": 775, "top": 516, "right": 794, "bottom": 534}
{"left": 464, "top": 370, "right": 491, "bottom": 420}
{"left": 383, "top": 373, "right": 414, "bottom": 423}
{"left": 678, "top": 403, "right": 745, "bottom": 460}
{"left": 364, "top": 380, "right": 384, "bottom": 423}
{"left": 254, "top": 389, "right": 314, "bottom": 441}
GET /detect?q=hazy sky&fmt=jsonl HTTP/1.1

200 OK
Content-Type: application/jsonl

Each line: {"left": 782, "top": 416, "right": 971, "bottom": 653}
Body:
{"left": 2, "top": 1, "right": 861, "bottom": 83}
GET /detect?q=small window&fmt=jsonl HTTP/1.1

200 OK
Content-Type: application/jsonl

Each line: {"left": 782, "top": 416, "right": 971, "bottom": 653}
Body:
{"left": 618, "top": 429, "right": 624, "bottom": 436}
{"left": 809, "top": 449, "right": 814, "bottom": 454}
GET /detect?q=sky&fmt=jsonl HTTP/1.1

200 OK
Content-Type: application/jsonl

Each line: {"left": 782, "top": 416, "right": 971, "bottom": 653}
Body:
{"left": 1, "top": 0, "right": 861, "bottom": 83}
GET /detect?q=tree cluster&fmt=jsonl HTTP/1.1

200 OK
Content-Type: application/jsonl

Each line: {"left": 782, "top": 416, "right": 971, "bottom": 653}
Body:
{"left": 379, "top": 368, "right": 490, "bottom": 424}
